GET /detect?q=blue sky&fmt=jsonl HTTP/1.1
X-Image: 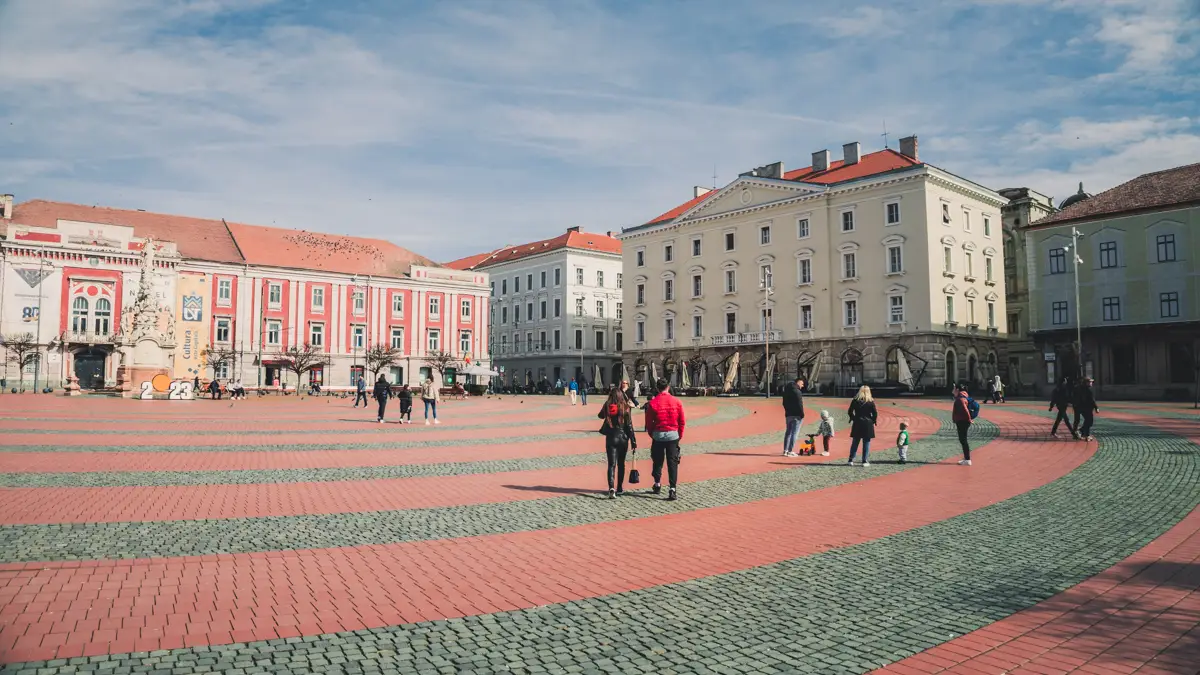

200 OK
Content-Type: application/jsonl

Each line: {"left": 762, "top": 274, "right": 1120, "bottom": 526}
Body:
{"left": 1, "top": 0, "right": 1197, "bottom": 262}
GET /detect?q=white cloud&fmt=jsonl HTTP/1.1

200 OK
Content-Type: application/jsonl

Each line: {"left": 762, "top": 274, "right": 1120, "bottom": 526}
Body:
{"left": 814, "top": 7, "right": 900, "bottom": 38}
{"left": 1013, "top": 116, "right": 1195, "bottom": 151}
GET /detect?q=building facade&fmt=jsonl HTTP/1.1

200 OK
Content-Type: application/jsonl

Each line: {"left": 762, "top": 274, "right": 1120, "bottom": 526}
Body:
{"left": 997, "top": 187, "right": 1057, "bottom": 396}
{"left": 447, "top": 227, "right": 623, "bottom": 389}
{"left": 0, "top": 197, "right": 490, "bottom": 392}
{"left": 617, "top": 137, "right": 1011, "bottom": 395}
{"left": 1023, "top": 163, "right": 1200, "bottom": 400}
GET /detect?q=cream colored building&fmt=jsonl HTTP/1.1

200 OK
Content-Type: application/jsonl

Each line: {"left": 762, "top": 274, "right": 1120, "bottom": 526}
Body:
{"left": 617, "top": 137, "right": 1010, "bottom": 394}
{"left": 998, "top": 187, "right": 1057, "bottom": 396}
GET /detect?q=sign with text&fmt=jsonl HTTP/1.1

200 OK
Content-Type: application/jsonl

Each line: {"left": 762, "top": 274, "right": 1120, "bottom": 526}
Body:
{"left": 173, "top": 273, "right": 210, "bottom": 379}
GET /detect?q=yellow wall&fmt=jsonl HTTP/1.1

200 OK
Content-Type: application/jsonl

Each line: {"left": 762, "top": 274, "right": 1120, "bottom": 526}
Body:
{"left": 173, "top": 272, "right": 210, "bottom": 379}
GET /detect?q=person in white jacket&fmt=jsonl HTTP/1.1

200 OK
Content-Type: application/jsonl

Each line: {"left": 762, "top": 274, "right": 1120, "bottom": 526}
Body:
{"left": 420, "top": 376, "right": 440, "bottom": 425}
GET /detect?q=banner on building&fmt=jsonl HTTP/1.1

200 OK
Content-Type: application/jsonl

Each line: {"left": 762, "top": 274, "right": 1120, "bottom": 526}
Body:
{"left": 173, "top": 273, "right": 210, "bottom": 379}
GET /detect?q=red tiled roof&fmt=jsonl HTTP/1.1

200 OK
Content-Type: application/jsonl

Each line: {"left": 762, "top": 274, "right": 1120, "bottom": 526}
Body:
{"left": 9, "top": 199, "right": 244, "bottom": 263}
{"left": 645, "top": 149, "right": 921, "bottom": 225}
{"left": 448, "top": 230, "right": 621, "bottom": 270}
{"left": 224, "top": 221, "right": 439, "bottom": 278}
{"left": 1031, "top": 162, "right": 1200, "bottom": 228}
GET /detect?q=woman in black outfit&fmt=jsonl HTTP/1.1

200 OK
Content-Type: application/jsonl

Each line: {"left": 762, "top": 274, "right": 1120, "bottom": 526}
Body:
{"left": 846, "top": 385, "right": 878, "bottom": 467}
{"left": 598, "top": 388, "right": 637, "bottom": 499}
{"left": 372, "top": 374, "right": 391, "bottom": 423}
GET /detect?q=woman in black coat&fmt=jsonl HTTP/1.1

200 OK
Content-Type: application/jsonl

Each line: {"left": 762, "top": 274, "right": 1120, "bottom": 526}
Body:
{"left": 372, "top": 375, "right": 391, "bottom": 423}
{"left": 598, "top": 388, "right": 638, "bottom": 499}
{"left": 846, "top": 385, "right": 878, "bottom": 467}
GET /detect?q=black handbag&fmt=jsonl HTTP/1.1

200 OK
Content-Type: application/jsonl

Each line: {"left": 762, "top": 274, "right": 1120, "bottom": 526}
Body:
{"left": 628, "top": 449, "right": 640, "bottom": 484}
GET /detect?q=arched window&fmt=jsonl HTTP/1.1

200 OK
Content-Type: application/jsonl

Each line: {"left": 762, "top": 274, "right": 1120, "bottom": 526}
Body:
{"left": 71, "top": 297, "right": 89, "bottom": 333}
{"left": 94, "top": 298, "right": 112, "bottom": 335}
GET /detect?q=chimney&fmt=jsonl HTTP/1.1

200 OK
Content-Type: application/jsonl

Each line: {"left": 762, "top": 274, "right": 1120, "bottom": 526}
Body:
{"left": 1, "top": 194, "right": 12, "bottom": 220}
{"left": 899, "top": 135, "right": 918, "bottom": 161}
{"left": 567, "top": 226, "right": 581, "bottom": 233}
{"left": 812, "top": 150, "right": 830, "bottom": 172}
{"left": 606, "top": 231, "right": 617, "bottom": 238}
{"left": 693, "top": 186, "right": 712, "bottom": 198}
{"left": 842, "top": 142, "right": 861, "bottom": 166}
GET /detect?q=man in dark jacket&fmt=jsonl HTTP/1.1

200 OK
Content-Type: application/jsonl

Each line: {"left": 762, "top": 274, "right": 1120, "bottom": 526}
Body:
{"left": 951, "top": 384, "right": 973, "bottom": 465}
{"left": 1072, "top": 377, "right": 1099, "bottom": 441}
{"left": 645, "top": 378, "right": 686, "bottom": 500}
{"left": 781, "top": 377, "right": 806, "bottom": 456}
{"left": 372, "top": 374, "right": 391, "bottom": 423}
{"left": 1049, "top": 379, "right": 1077, "bottom": 439}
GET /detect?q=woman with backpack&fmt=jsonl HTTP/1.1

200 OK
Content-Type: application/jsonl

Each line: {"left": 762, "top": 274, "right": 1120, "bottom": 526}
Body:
{"left": 846, "top": 385, "right": 878, "bottom": 467}
{"left": 598, "top": 388, "right": 638, "bottom": 499}
{"left": 952, "top": 383, "right": 976, "bottom": 466}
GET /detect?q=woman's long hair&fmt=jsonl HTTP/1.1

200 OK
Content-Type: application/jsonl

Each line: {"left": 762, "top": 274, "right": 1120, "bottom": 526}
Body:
{"left": 854, "top": 385, "right": 874, "bottom": 403}
{"left": 605, "top": 388, "right": 630, "bottom": 425}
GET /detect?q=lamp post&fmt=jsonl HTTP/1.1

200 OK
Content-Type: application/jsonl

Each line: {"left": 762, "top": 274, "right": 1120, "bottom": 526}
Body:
{"left": 32, "top": 259, "right": 51, "bottom": 393}
{"left": 1063, "top": 227, "right": 1085, "bottom": 380}
{"left": 760, "top": 271, "right": 775, "bottom": 398}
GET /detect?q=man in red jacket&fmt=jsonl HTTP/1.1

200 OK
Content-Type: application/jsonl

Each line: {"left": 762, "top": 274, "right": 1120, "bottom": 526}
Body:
{"left": 645, "top": 377, "right": 686, "bottom": 500}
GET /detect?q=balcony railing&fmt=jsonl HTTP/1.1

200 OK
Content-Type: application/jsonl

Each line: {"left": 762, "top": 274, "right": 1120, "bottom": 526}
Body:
{"left": 64, "top": 330, "right": 114, "bottom": 344}
{"left": 710, "top": 330, "right": 782, "bottom": 346}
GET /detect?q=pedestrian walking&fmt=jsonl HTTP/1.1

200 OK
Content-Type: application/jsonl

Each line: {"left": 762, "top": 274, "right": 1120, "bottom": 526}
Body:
{"left": 397, "top": 384, "right": 413, "bottom": 424}
{"left": 193, "top": 375, "right": 201, "bottom": 394}
{"left": 353, "top": 375, "right": 368, "bottom": 408}
{"left": 373, "top": 374, "right": 390, "bottom": 423}
{"left": 620, "top": 379, "right": 639, "bottom": 408}
{"left": 846, "top": 385, "right": 878, "bottom": 467}
{"left": 580, "top": 379, "right": 589, "bottom": 405}
{"left": 645, "top": 377, "right": 686, "bottom": 500}
{"left": 952, "top": 383, "right": 976, "bottom": 465}
{"left": 988, "top": 377, "right": 1001, "bottom": 404}
{"left": 420, "top": 376, "right": 440, "bottom": 425}
{"left": 816, "top": 410, "right": 834, "bottom": 456}
{"left": 569, "top": 378, "right": 579, "bottom": 405}
{"left": 1073, "top": 377, "right": 1099, "bottom": 441}
{"left": 598, "top": 388, "right": 637, "bottom": 498}
{"left": 1049, "top": 379, "right": 1077, "bottom": 439}
{"left": 781, "top": 376, "right": 806, "bottom": 456}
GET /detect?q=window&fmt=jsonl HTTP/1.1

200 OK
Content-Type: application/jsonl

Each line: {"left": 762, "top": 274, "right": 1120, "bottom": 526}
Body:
{"left": 554, "top": 268, "right": 562, "bottom": 286}
{"left": 526, "top": 302, "right": 534, "bottom": 321}
{"left": 799, "top": 304, "right": 813, "bottom": 330}
{"left": 596, "top": 300, "right": 604, "bottom": 318}
{"left": 725, "top": 232, "right": 735, "bottom": 251}
{"left": 760, "top": 308, "right": 773, "bottom": 331}
{"left": 540, "top": 300, "right": 547, "bottom": 320}
{"left": 759, "top": 264, "right": 773, "bottom": 287}
{"left": 985, "top": 257, "right": 995, "bottom": 283}
{"left": 1111, "top": 344, "right": 1135, "bottom": 384}
{"left": 595, "top": 331, "right": 605, "bottom": 351}
{"left": 616, "top": 273, "right": 623, "bottom": 289}
{"left": 267, "top": 320, "right": 281, "bottom": 345}
{"left": 308, "top": 322, "right": 323, "bottom": 347}
{"left": 93, "top": 298, "right": 112, "bottom": 334}
{"left": 501, "top": 279, "right": 508, "bottom": 295}
{"left": 576, "top": 267, "right": 584, "bottom": 284}
{"left": 526, "top": 274, "right": 533, "bottom": 290}
{"left": 946, "top": 297, "right": 956, "bottom": 323}
{"left": 616, "top": 303, "right": 622, "bottom": 320}
{"left": 1007, "top": 313, "right": 1020, "bottom": 335}
{"left": 516, "top": 304, "right": 523, "bottom": 324}
{"left": 216, "top": 318, "right": 232, "bottom": 343}
{"left": 427, "top": 329, "right": 440, "bottom": 352}
{"left": 1169, "top": 342, "right": 1195, "bottom": 383}
{"left": 214, "top": 361, "right": 231, "bottom": 379}
{"left": 1102, "top": 296, "right": 1121, "bottom": 321}
{"left": 965, "top": 252, "right": 974, "bottom": 279}
{"left": 636, "top": 321, "right": 646, "bottom": 343}
{"left": 1160, "top": 292, "right": 1180, "bottom": 318}
{"left": 725, "top": 312, "right": 737, "bottom": 335}
{"left": 217, "top": 278, "right": 232, "bottom": 305}
{"left": 843, "top": 300, "right": 858, "bottom": 327}
{"left": 664, "top": 318, "right": 674, "bottom": 341}
{"left": 760, "top": 225, "right": 771, "bottom": 245}
{"left": 514, "top": 276, "right": 521, "bottom": 293}
{"left": 615, "top": 332, "right": 623, "bottom": 351}
{"left": 268, "top": 283, "right": 282, "bottom": 308}
{"left": 888, "top": 246, "right": 903, "bottom": 274}
{"left": 943, "top": 247, "right": 953, "bottom": 273}
{"left": 553, "top": 329, "right": 561, "bottom": 350}
{"left": 1052, "top": 301, "right": 1068, "bottom": 325}
{"left": 554, "top": 298, "right": 562, "bottom": 318}
{"left": 501, "top": 306, "right": 509, "bottom": 324}
{"left": 636, "top": 250, "right": 645, "bottom": 267}
{"left": 352, "top": 325, "right": 366, "bottom": 349}
{"left": 538, "top": 331, "right": 546, "bottom": 350}
{"left": 310, "top": 287, "right": 325, "bottom": 311}
{"left": 352, "top": 290, "right": 366, "bottom": 314}
{"left": 963, "top": 210, "right": 971, "bottom": 232}
{"left": 460, "top": 331, "right": 471, "bottom": 354}
{"left": 429, "top": 296, "right": 440, "bottom": 317}
{"left": 71, "top": 296, "right": 88, "bottom": 332}
{"left": 842, "top": 252, "right": 857, "bottom": 280}
{"left": 1099, "top": 241, "right": 1118, "bottom": 269}
{"left": 596, "top": 271, "right": 604, "bottom": 287}
{"left": 461, "top": 299, "right": 471, "bottom": 319}
{"left": 725, "top": 269, "right": 736, "bottom": 293}
{"left": 692, "top": 237, "right": 702, "bottom": 256}
{"left": 886, "top": 202, "right": 900, "bottom": 225}
{"left": 575, "top": 297, "right": 584, "bottom": 315}
{"left": 690, "top": 274, "right": 702, "bottom": 298}
{"left": 889, "top": 295, "right": 904, "bottom": 323}
{"left": 390, "top": 327, "right": 404, "bottom": 350}
{"left": 797, "top": 218, "right": 810, "bottom": 239}
{"left": 967, "top": 299, "right": 976, "bottom": 325}
{"left": 987, "top": 302, "right": 996, "bottom": 328}
{"left": 942, "top": 203, "right": 951, "bottom": 224}
{"left": 1049, "top": 248, "right": 1067, "bottom": 274}
{"left": 798, "top": 258, "right": 812, "bottom": 285}
{"left": 574, "top": 329, "right": 583, "bottom": 350}
{"left": 636, "top": 283, "right": 646, "bottom": 305}
{"left": 663, "top": 279, "right": 674, "bottom": 301}
{"left": 1157, "top": 234, "right": 1177, "bottom": 262}
{"left": 664, "top": 244, "right": 674, "bottom": 263}
{"left": 983, "top": 216, "right": 992, "bottom": 237}
{"left": 841, "top": 211, "right": 855, "bottom": 232}
{"left": 540, "top": 271, "right": 547, "bottom": 288}
{"left": 692, "top": 315, "right": 703, "bottom": 338}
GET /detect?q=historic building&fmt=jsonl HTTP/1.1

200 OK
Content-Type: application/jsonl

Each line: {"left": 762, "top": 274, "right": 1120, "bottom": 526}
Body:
{"left": 616, "top": 136, "right": 1011, "bottom": 395}
{"left": 0, "top": 196, "right": 490, "bottom": 393}
{"left": 447, "top": 227, "right": 623, "bottom": 389}
{"left": 1023, "top": 163, "right": 1200, "bottom": 400}
{"left": 997, "top": 187, "right": 1057, "bottom": 395}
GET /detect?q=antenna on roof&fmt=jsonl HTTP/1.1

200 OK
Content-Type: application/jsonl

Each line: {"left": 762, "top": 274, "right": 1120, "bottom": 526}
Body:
{"left": 712, "top": 164, "right": 718, "bottom": 190}
{"left": 881, "top": 120, "right": 890, "bottom": 149}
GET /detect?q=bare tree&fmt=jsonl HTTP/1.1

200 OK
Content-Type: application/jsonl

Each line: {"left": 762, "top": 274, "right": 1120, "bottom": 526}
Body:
{"left": 277, "top": 343, "right": 328, "bottom": 392}
{"left": 2, "top": 333, "right": 39, "bottom": 392}
{"left": 424, "top": 350, "right": 460, "bottom": 383}
{"left": 364, "top": 344, "right": 403, "bottom": 379}
{"left": 201, "top": 345, "right": 237, "bottom": 380}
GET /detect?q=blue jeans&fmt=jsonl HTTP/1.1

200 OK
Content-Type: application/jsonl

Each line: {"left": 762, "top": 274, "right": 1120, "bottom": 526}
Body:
{"left": 423, "top": 399, "right": 437, "bottom": 419}
{"left": 848, "top": 437, "right": 871, "bottom": 463}
{"left": 783, "top": 416, "right": 803, "bottom": 453}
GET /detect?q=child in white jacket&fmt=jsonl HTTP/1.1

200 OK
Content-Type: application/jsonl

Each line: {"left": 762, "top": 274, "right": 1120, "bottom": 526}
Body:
{"left": 816, "top": 410, "right": 835, "bottom": 456}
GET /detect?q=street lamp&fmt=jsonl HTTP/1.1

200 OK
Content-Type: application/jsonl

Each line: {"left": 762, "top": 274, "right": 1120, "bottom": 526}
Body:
{"left": 760, "top": 271, "right": 775, "bottom": 398}
{"left": 1062, "top": 227, "right": 1085, "bottom": 380}
{"left": 32, "top": 259, "right": 52, "bottom": 393}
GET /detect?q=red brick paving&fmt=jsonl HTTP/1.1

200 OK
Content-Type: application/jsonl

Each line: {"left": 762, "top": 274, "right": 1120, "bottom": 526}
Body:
{"left": 0, "top": 407, "right": 1090, "bottom": 662}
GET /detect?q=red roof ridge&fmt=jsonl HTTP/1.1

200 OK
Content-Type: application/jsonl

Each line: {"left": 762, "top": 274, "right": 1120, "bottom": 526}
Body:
{"left": 447, "top": 229, "right": 621, "bottom": 269}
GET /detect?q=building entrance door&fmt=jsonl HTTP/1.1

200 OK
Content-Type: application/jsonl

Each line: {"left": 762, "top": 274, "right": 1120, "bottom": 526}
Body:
{"left": 74, "top": 349, "right": 106, "bottom": 389}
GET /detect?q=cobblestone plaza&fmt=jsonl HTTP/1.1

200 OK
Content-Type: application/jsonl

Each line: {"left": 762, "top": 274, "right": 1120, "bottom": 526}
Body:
{"left": 0, "top": 394, "right": 1196, "bottom": 674}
